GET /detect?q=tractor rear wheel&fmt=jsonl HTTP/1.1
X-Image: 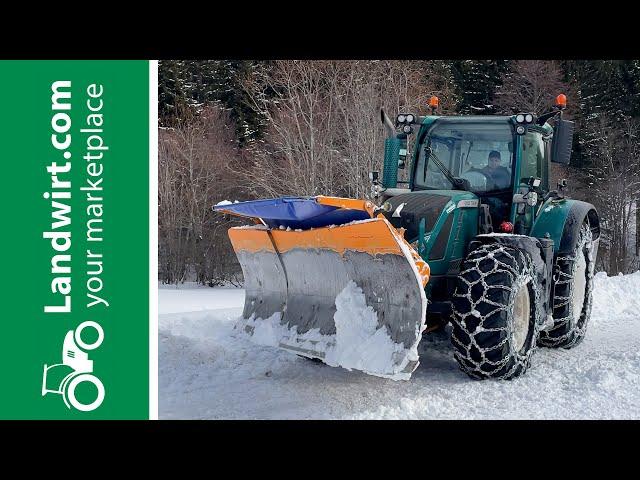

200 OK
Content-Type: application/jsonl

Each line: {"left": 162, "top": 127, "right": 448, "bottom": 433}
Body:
{"left": 451, "top": 242, "right": 541, "bottom": 379}
{"left": 538, "top": 223, "right": 595, "bottom": 348}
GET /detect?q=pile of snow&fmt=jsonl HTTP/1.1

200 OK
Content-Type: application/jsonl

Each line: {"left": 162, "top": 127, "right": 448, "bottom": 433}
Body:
{"left": 326, "top": 282, "right": 412, "bottom": 379}
{"left": 236, "top": 313, "right": 330, "bottom": 354}
{"left": 234, "top": 282, "right": 415, "bottom": 379}
{"left": 591, "top": 271, "right": 640, "bottom": 324}
{"left": 159, "top": 270, "right": 640, "bottom": 419}
{"left": 243, "top": 312, "right": 285, "bottom": 347}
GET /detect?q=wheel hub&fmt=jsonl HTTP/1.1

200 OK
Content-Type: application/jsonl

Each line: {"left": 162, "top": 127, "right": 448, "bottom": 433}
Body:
{"left": 512, "top": 284, "right": 531, "bottom": 352}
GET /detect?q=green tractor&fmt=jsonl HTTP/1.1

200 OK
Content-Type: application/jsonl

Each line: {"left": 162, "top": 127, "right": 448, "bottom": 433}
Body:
{"left": 215, "top": 94, "right": 599, "bottom": 380}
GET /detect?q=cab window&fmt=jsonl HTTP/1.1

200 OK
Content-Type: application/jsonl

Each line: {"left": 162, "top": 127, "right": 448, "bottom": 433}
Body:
{"left": 414, "top": 121, "right": 514, "bottom": 193}
{"left": 521, "top": 132, "right": 546, "bottom": 185}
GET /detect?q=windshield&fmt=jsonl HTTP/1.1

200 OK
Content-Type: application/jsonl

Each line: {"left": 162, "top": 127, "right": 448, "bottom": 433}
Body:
{"left": 414, "top": 121, "right": 515, "bottom": 193}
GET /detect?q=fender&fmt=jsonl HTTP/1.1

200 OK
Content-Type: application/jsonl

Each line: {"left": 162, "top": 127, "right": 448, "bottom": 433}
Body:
{"left": 468, "top": 234, "right": 554, "bottom": 323}
{"left": 531, "top": 198, "right": 600, "bottom": 255}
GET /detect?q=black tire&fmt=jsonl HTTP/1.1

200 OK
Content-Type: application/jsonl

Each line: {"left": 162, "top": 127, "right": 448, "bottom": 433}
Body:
{"left": 451, "top": 242, "right": 541, "bottom": 379}
{"left": 538, "top": 223, "right": 595, "bottom": 348}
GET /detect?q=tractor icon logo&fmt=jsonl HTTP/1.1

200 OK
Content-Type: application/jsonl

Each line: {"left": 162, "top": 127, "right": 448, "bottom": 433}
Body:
{"left": 41, "top": 321, "right": 105, "bottom": 412}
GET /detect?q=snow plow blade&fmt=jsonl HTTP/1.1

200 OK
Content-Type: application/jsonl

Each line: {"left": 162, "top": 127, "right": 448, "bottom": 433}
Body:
{"left": 217, "top": 197, "right": 430, "bottom": 380}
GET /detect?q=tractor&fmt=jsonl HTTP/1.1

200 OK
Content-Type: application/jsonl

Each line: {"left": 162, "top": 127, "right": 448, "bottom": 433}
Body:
{"left": 214, "top": 94, "right": 599, "bottom": 380}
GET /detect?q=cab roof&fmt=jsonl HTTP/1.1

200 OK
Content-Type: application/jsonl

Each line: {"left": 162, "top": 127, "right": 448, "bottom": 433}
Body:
{"left": 421, "top": 114, "right": 553, "bottom": 134}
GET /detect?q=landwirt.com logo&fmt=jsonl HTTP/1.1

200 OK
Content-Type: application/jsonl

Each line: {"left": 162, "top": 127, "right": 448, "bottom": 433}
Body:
{"left": 41, "top": 321, "right": 105, "bottom": 412}
{"left": 40, "top": 79, "right": 109, "bottom": 413}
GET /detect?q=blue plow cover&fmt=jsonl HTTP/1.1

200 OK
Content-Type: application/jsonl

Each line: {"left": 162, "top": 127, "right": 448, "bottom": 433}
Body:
{"left": 213, "top": 197, "right": 370, "bottom": 229}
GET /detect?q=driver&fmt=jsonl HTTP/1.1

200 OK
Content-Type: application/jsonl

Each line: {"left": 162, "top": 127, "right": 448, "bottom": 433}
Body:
{"left": 481, "top": 151, "right": 511, "bottom": 189}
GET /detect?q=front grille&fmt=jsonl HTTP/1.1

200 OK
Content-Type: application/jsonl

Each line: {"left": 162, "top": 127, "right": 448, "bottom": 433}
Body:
{"left": 429, "top": 214, "right": 454, "bottom": 260}
{"left": 382, "top": 192, "right": 450, "bottom": 242}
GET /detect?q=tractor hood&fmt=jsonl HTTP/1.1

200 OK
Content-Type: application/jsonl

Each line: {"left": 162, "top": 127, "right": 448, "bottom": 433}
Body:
{"left": 381, "top": 190, "right": 480, "bottom": 278}
{"left": 381, "top": 190, "right": 479, "bottom": 243}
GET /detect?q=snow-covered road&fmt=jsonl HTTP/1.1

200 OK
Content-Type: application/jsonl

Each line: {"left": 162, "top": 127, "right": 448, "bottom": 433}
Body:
{"left": 159, "top": 272, "right": 640, "bottom": 419}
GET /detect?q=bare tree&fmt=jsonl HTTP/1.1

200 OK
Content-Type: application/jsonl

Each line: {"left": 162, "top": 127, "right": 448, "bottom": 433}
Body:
{"left": 329, "top": 60, "right": 443, "bottom": 198}
{"left": 494, "top": 60, "right": 577, "bottom": 117}
{"left": 158, "top": 62, "right": 458, "bottom": 285}
{"left": 578, "top": 115, "right": 640, "bottom": 274}
{"left": 493, "top": 60, "right": 581, "bottom": 193}
{"left": 158, "top": 105, "right": 245, "bottom": 285}
{"left": 234, "top": 60, "right": 456, "bottom": 200}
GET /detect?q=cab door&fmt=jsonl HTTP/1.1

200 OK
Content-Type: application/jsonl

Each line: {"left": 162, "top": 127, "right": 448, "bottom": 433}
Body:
{"left": 512, "top": 130, "right": 548, "bottom": 233}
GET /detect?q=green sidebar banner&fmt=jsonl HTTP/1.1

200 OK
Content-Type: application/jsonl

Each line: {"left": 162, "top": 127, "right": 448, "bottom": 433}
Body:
{"left": 0, "top": 61, "right": 150, "bottom": 419}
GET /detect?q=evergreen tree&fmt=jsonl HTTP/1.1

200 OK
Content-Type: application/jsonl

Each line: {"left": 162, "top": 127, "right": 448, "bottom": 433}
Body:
{"left": 423, "top": 60, "right": 460, "bottom": 112}
{"left": 450, "top": 60, "right": 511, "bottom": 114}
{"left": 158, "top": 60, "right": 187, "bottom": 122}
{"left": 158, "top": 60, "right": 268, "bottom": 145}
{"left": 564, "top": 60, "right": 640, "bottom": 122}
{"left": 562, "top": 60, "right": 640, "bottom": 167}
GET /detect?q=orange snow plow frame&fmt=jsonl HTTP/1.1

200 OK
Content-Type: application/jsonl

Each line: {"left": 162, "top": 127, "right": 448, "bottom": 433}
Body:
{"left": 221, "top": 196, "right": 430, "bottom": 287}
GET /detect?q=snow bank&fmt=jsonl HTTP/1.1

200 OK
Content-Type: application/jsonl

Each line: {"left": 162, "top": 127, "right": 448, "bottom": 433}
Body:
{"left": 159, "top": 285, "right": 245, "bottom": 315}
{"left": 591, "top": 270, "right": 640, "bottom": 324}
{"left": 159, "top": 270, "right": 640, "bottom": 419}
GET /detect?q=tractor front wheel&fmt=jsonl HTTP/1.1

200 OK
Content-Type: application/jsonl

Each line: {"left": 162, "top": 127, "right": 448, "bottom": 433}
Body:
{"left": 538, "top": 223, "right": 595, "bottom": 348}
{"left": 451, "top": 242, "right": 541, "bottom": 379}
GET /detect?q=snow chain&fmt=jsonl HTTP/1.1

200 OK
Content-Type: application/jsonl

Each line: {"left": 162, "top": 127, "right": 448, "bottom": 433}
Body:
{"left": 451, "top": 242, "right": 542, "bottom": 379}
{"left": 539, "top": 225, "right": 595, "bottom": 348}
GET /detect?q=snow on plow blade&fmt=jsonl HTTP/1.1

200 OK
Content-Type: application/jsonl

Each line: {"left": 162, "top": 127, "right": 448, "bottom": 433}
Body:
{"left": 219, "top": 197, "right": 430, "bottom": 380}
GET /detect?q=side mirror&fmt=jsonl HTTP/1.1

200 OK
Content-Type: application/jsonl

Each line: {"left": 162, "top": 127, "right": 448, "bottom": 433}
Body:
{"left": 551, "top": 118, "right": 574, "bottom": 165}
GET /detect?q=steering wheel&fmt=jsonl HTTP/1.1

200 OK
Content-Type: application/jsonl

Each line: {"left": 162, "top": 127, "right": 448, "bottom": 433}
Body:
{"left": 461, "top": 170, "right": 496, "bottom": 191}
{"left": 477, "top": 170, "right": 498, "bottom": 189}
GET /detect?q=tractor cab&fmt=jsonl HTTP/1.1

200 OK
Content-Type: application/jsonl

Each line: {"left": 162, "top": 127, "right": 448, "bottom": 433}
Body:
{"left": 410, "top": 115, "right": 553, "bottom": 233}
{"left": 378, "top": 95, "right": 574, "bottom": 237}
{"left": 413, "top": 116, "right": 522, "bottom": 232}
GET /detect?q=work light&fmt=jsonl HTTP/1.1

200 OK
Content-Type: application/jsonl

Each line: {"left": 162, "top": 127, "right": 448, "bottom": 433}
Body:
{"left": 397, "top": 114, "right": 406, "bottom": 124}
{"left": 516, "top": 114, "right": 525, "bottom": 123}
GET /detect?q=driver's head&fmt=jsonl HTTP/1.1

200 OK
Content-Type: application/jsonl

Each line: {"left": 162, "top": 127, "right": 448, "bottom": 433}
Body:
{"left": 487, "top": 151, "right": 501, "bottom": 170}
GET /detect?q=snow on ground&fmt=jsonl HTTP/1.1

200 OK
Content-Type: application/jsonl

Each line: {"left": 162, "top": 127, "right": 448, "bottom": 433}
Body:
{"left": 159, "top": 272, "right": 640, "bottom": 419}
{"left": 159, "top": 282, "right": 244, "bottom": 314}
